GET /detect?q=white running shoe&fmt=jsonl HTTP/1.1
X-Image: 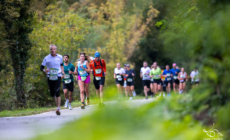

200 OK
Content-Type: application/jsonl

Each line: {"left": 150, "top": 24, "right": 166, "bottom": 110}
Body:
{"left": 163, "top": 93, "right": 166, "bottom": 97}
{"left": 64, "top": 100, "right": 69, "bottom": 108}
{"left": 69, "top": 104, "right": 72, "bottom": 110}
{"left": 129, "top": 97, "right": 133, "bottom": 100}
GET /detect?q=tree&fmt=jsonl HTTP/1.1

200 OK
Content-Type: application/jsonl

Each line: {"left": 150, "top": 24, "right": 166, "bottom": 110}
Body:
{"left": 0, "top": 0, "right": 34, "bottom": 107}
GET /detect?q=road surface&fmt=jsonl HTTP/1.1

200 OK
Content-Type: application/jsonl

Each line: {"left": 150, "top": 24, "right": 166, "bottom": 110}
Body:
{"left": 0, "top": 99, "right": 154, "bottom": 140}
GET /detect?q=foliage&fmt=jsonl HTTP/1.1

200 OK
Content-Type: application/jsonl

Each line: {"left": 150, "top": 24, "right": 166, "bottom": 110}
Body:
{"left": 34, "top": 95, "right": 208, "bottom": 140}
{"left": 0, "top": 0, "right": 35, "bottom": 107}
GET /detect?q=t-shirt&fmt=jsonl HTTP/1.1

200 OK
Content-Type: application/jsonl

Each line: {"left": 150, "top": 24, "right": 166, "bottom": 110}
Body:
{"left": 150, "top": 67, "right": 161, "bottom": 79}
{"left": 63, "top": 63, "right": 75, "bottom": 81}
{"left": 140, "top": 67, "right": 151, "bottom": 80}
{"left": 114, "top": 68, "right": 125, "bottom": 75}
{"left": 41, "top": 54, "right": 63, "bottom": 77}
{"left": 163, "top": 69, "right": 173, "bottom": 81}
{"left": 190, "top": 70, "right": 199, "bottom": 82}
{"left": 126, "top": 69, "right": 135, "bottom": 78}
{"left": 171, "top": 68, "right": 180, "bottom": 80}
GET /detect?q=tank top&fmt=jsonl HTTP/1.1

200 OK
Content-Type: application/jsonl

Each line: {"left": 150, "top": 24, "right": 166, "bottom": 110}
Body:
{"left": 78, "top": 60, "right": 88, "bottom": 77}
{"left": 179, "top": 72, "right": 186, "bottom": 82}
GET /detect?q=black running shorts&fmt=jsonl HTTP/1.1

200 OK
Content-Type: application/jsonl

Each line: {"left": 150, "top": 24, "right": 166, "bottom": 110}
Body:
{"left": 47, "top": 77, "right": 61, "bottom": 97}
{"left": 63, "top": 81, "right": 74, "bottom": 92}
{"left": 142, "top": 80, "right": 150, "bottom": 88}
{"left": 93, "top": 77, "right": 105, "bottom": 90}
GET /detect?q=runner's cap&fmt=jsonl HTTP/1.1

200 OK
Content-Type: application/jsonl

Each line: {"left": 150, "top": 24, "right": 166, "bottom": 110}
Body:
{"left": 173, "top": 63, "right": 176, "bottom": 67}
{"left": 126, "top": 64, "right": 130, "bottom": 67}
{"left": 94, "top": 52, "right": 100, "bottom": 58}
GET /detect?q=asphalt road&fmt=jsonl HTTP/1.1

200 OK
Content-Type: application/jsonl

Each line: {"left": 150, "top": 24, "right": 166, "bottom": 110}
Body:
{"left": 0, "top": 99, "right": 154, "bottom": 140}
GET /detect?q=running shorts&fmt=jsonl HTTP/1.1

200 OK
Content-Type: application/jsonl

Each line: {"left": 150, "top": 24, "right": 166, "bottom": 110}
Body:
{"left": 165, "top": 80, "right": 171, "bottom": 86}
{"left": 63, "top": 81, "right": 74, "bottom": 92}
{"left": 78, "top": 75, "right": 91, "bottom": 84}
{"left": 153, "top": 79, "right": 161, "bottom": 85}
{"left": 127, "top": 81, "right": 134, "bottom": 86}
{"left": 93, "top": 77, "right": 105, "bottom": 90}
{"left": 48, "top": 77, "right": 61, "bottom": 97}
{"left": 172, "top": 78, "right": 179, "bottom": 85}
{"left": 142, "top": 80, "right": 150, "bottom": 88}
{"left": 116, "top": 79, "right": 124, "bottom": 86}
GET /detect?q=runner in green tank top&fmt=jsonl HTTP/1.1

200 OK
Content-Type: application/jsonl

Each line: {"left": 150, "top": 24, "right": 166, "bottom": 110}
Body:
{"left": 149, "top": 62, "right": 162, "bottom": 98}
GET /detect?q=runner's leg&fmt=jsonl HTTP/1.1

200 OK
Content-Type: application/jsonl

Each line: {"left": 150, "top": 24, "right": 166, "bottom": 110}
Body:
{"left": 100, "top": 85, "right": 104, "bottom": 103}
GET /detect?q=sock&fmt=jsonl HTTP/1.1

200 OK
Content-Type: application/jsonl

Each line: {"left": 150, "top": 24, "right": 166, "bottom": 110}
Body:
{"left": 69, "top": 103, "right": 71, "bottom": 105}
{"left": 66, "top": 99, "right": 69, "bottom": 101}
{"left": 57, "top": 107, "right": 60, "bottom": 110}
{"left": 100, "top": 98, "right": 103, "bottom": 103}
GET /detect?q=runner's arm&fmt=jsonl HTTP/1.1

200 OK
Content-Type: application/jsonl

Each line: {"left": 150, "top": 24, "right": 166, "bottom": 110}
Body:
{"left": 178, "top": 73, "right": 181, "bottom": 80}
{"left": 83, "top": 62, "right": 91, "bottom": 73}
{"left": 114, "top": 73, "right": 116, "bottom": 79}
{"left": 102, "top": 60, "right": 106, "bottom": 74}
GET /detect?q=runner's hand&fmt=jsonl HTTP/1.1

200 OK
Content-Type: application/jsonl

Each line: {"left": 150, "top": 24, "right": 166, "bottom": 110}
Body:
{"left": 104, "top": 72, "right": 106, "bottom": 75}
{"left": 132, "top": 73, "right": 134, "bottom": 76}
{"left": 69, "top": 70, "right": 73, "bottom": 74}
{"left": 73, "top": 71, "right": 78, "bottom": 75}
{"left": 80, "top": 65, "right": 84, "bottom": 69}
{"left": 61, "top": 75, "right": 64, "bottom": 79}
{"left": 44, "top": 69, "right": 49, "bottom": 73}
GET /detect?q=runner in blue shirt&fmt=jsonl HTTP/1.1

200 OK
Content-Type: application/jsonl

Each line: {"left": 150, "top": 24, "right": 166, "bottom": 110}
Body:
{"left": 171, "top": 63, "right": 180, "bottom": 93}
{"left": 163, "top": 65, "right": 173, "bottom": 96}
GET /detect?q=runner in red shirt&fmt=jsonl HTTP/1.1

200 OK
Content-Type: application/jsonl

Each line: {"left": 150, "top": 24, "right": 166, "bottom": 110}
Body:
{"left": 90, "top": 52, "right": 106, "bottom": 107}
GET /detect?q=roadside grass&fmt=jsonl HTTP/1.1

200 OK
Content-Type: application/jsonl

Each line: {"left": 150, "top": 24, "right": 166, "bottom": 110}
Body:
{"left": 0, "top": 85, "right": 145, "bottom": 117}
{"left": 34, "top": 94, "right": 207, "bottom": 140}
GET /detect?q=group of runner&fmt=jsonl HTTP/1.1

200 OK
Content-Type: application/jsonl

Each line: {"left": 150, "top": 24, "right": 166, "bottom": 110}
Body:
{"left": 40, "top": 45, "right": 106, "bottom": 115}
{"left": 140, "top": 61, "right": 199, "bottom": 99}
{"left": 114, "top": 61, "right": 199, "bottom": 99}
{"left": 41, "top": 44, "right": 199, "bottom": 115}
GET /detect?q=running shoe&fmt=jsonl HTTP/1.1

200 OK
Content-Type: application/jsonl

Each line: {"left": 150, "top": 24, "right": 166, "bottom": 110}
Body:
{"left": 87, "top": 99, "right": 90, "bottom": 106}
{"left": 64, "top": 100, "right": 69, "bottom": 108}
{"left": 167, "top": 93, "right": 170, "bottom": 97}
{"left": 163, "top": 93, "right": 166, "bottom": 97}
{"left": 56, "top": 109, "right": 61, "bottom": 115}
{"left": 151, "top": 94, "right": 153, "bottom": 98}
{"left": 69, "top": 104, "right": 72, "bottom": 110}
{"left": 145, "top": 97, "right": 148, "bottom": 100}
{"left": 129, "top": 97, "right": 133, "bottom": 100}
{"left": 81, "top": 103, "right": 85, "bottom": 109}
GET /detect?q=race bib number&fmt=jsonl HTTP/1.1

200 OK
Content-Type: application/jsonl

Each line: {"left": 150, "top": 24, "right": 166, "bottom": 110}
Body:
{"left": 151, "top": 78, "right": 154, "bottom": 82}
{"left": 173, "top": 76, "right": 178, "bottom": 79}
{"left": 167, "top": 73, "right": 171, "bottom": 77}
{"left": 95, "top": 77, "right": 101, "bottom": 80}
{"left": 95, "top": 69, "right": 102, "bottom": 74}
{"left": 180, "top": 79, "right": 184, "bottom": 82}
{"left": 64, "top": 74, "right": 70, "bottom": 79}
{"left": 117, "top": 77, "right": 122, "bottom": 81}
{"left": 127, "top": 78, "right": 133, "bottom": 82}
{"left": 79, "top": 70, "right": 87, "bottom": 75}
{"left": 50, "top": 68, "right": 58, "bottom": 74}
{"left": 64, "top": 79, "right": 71, "bottom": 84}
{"left": 167, "top": 77, "right": 171, "bottom": 81}
{"left": 154, "top": 75, "right": 160, "bottom": 78}
{"left": 49, "top": 74, "right": 58, "bottom": 81}
{"left": 116, "top": 75, "right": 121, "bottom": 78}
